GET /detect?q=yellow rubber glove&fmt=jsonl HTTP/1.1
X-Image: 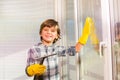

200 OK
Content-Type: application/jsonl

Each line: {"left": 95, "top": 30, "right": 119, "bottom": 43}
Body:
{"left": 78, "top": 17, "right": 93, "bottom": 44}
{"left": 26, "top": 64, "right": 46, "bottom": 76}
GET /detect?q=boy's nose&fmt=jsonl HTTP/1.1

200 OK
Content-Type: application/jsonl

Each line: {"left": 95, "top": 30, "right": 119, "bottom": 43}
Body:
{"left": 47, "top": 30, "right": 52, "bottom": 34}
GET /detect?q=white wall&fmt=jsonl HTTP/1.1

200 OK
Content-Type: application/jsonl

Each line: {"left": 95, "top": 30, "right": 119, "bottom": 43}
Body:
{"left": 0, "top": 50, "right": 33, "bottom": 80}
{"left": 0, "top": 0, "right": 55, "bottom": 80}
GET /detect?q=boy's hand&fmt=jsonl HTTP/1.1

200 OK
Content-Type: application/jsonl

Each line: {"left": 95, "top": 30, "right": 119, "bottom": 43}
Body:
{"left": 75, "top": 42, "right": 83, "bottom": 52}
{"left": 26, "top": 64, "right": 46, "bottom": 76}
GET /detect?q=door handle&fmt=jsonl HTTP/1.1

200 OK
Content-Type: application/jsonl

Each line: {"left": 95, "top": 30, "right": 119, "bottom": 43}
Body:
{"left": 99, "top": 41, "right": 107, "bottom": 57}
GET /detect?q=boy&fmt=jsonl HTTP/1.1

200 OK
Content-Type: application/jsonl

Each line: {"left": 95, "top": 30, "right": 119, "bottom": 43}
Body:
{"left": 25, "top": 18, "right": 91, "bottom": 80}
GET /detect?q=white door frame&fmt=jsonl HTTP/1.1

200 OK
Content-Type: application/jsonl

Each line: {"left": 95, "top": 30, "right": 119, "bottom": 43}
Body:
{"left": 101, "top": 0, "right": 113, "bottom": 80}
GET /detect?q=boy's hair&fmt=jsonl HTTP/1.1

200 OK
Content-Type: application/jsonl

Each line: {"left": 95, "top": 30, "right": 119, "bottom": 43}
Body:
{"left": 39, "top": 19, "right": 61, "bottom": 43}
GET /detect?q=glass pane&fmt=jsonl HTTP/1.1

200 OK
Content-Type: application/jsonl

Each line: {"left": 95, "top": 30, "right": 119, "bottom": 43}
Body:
{"left": 78, "top": 0, "right": 104, "bottom": 80}
{"left": 64, "top": 0, "right": 76, "bottom": 80}
{"left": 59, "top": 0, "right": 76, "bottom": 80}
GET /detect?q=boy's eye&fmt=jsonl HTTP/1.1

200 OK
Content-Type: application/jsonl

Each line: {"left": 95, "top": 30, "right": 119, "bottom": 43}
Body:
{"left": 51, "top": 29, "right": 56, "bottom": 32}
{"left": 43, "top": 28, "right": 49, "bottom": 31}
{"left": 43, "top": 27, "right": 57, "bottom": 32}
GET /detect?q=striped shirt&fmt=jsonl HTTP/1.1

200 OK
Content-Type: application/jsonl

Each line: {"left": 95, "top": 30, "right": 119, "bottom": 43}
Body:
{"left": 26, "top": 42, "right": 76, "bottom": 80}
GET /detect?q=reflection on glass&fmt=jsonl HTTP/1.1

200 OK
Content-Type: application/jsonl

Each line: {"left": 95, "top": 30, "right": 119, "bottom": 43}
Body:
{"left": 115, "top": 22, "right": 120, "bottom": 42}
{"left": 89, "top": 18, "right": 99, "bottom": 53}
{"left": 114, "top": 22, "right": 120, "bottom": 79}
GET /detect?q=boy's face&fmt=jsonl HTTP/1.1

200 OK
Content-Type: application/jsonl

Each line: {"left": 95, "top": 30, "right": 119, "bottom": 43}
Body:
{"left": 40, "top": 26, "right": 58, "bottom": 44}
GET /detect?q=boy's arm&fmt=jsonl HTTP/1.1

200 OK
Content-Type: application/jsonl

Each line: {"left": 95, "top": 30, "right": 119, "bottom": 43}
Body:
{"left": 75, "top": 42, "right": 83, "bottom": 53}
{"left": 75, "top": 17, "right": 93, "bottom": 52}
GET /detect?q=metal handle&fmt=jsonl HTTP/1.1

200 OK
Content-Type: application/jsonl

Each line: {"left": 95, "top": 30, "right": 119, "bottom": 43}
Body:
{"left": 99, "top": 41, "right": 107, "bottom": 57}
{"left": 34, "top": 53, "right": 57, "bottom": 64}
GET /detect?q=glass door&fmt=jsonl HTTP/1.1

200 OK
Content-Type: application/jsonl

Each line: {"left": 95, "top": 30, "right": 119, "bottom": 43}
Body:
{"left": 77, "top": 0, "right": 104, "bottom": 80}
{"left": 77, "top": 0, "right": 113, "bottom": 80}
{"left": 55, "top": 0, "right": 113, "bottom": 80}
